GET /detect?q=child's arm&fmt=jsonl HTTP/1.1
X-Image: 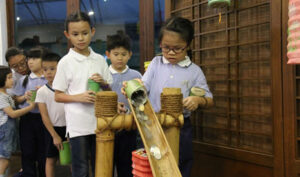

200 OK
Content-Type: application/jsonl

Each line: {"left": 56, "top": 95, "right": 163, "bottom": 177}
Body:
{"left": 183, "top": 96, "right": 213, "bottom": 111}
{"left": 15, "top": 90, "right": 32, "bottom": 104}
{"left": 38, "top": 103, "right": 63, "bottom": 150}
{"left": 3, "top": 101, "right": 35, "bottom": 118}
{"left": 55, "top": 90, "right": 96, "bottom": 103}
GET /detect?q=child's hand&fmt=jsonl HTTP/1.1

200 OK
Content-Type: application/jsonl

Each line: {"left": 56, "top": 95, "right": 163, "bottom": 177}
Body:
{"left": 26, "top": 101, "right": 36, "bottom": 109}
{"left": 35, "top": 86, "right": 42, "bottom": 90}
{"left": 90, "top": 73, "right": 106, "bottom": 84}
{"left": 121, "top": 79, "right": 144, "bottom": 98}
{"left": 53, "top": 135, "right": 63, "bottom": 151}
{"left": 90, "top": 73, "right": 111, "bottom": 90}
{"left": 118, "top": 102, "right": 127, "bottom": 114}
{"left": 183, "top": 96, "right": 200, "bottom": 111}
{"left": 121, "top": 81, "right": 128, "bottom": 97}
{"left": 24, "top": 90, "right": 32, "bottom": 100}
{"left": 77, "top": 91, "right": 96, "bottom": 103}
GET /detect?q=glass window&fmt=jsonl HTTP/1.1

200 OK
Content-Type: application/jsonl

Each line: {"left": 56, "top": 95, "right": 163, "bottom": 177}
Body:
{"left": 81, "top": 0, "right": 140, "bottom": 71}
{"left": 15, "top": 0, "right": 67, "bottom": 56}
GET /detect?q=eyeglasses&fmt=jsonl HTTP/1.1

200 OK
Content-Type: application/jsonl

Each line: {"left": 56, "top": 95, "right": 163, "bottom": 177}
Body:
{"left": 161, "top": 45, "right": 188, "bottom": 54}
{"left": 10, "top": 58, "right": 27, "bottom": 70}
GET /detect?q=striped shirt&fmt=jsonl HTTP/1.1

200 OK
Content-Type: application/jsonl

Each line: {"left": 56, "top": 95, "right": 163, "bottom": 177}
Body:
{"left": 0, "top": 93, "right": 15, "bottom": 126}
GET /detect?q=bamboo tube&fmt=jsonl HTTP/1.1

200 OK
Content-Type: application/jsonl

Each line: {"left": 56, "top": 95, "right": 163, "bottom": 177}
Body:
{"left": 164, "top": 127, "right": 180, "bottom": 163}
{"left": 94, "top": 91, "right": 136, "bottom": 177}
{"left": 95, "top": 92, "right": 118, "bottom": 177}
{"left": 95, "top": 129, "right": 115, "bottom": 177}
{"left": 97, "top": 115, "right": 135, "bottom": 131}
{"left": 160, "top": 88, "right": 183, "bottom": 164}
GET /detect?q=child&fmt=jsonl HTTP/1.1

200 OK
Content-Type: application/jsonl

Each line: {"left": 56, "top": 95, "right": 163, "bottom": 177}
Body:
{"left": 0, "top": 66, "right": 35, "bottom": 177}
{"left": 106, "top": 32, "right": 142, "bottom": 177}
{"left": 35, "top": 53, "right": 67, "bottom": 177}
{"left": 53, "top": 11, "right": 112, "bottom": 177}
{"left": 14, "top": 47, "right": 48, "bottom": 177}
{"left": 123, "top": 17, "right": 214, "bottom": 177}
{"left": 5, "top": 47, "right": 30, "bottom": 96}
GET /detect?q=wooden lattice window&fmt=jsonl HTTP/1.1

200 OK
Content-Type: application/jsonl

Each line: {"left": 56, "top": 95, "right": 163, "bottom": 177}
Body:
{"left": 171, "top": 0, "right": 272, "bottom": 154}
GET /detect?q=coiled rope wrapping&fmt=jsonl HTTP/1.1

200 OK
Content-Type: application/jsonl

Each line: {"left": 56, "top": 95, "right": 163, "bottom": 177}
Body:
{"left": 160, "top": 93, "right": 183, "bottom": 114}
{"left": 95, "top": 91, "right": 118, "bottom": 118}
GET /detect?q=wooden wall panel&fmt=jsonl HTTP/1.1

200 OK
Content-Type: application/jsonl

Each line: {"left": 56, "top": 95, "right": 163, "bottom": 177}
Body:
{"left": 166, "top": 0, "right": 284, "bottom": 176}
{"left": 191, "top": 151, "right": 273, "bottom": 177}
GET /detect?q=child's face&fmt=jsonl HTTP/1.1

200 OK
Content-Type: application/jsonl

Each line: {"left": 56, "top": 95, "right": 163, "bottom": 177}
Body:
{"left": 8, "top": 54, "right": 29, "bottom": 75}
{"left": 64, "top": 21, "right": 95, "bottom": 54}
{"left": 160, "top": 30, "right": 189, "bottom": 64}
{"left": 27, "top": 58, "right": 42, "bottom": 73}
{"left": 42, "top": 61, "right": 58, "bottom": 84}
{"left": 5, "top": 73, "right": 13, "bottom": 89}
{"left": 106, "top": 47, "right": 132, "bottom": 72}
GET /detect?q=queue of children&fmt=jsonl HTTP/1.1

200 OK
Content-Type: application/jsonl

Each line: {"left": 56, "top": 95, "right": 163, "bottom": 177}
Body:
{"left": 0, "top": 11, "right": 213, "bottom": 177}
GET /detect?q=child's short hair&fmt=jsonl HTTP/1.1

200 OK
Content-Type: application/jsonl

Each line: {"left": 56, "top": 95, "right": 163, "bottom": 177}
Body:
{"left": 42, "top": 53, "right": 61, "bottom": 63}
{"left": 0, "top": 66, "right": 12, "bottom": 88}
{"left": 5, "top": 47, "right": 24, "bottom": 63}
{"left": 65, "top": 11, "right": 92, "bottom": 32}
{"left": 26, "top": 46, "right": 49, "bottom": 59}
{"left": 106, "top": 31, "right": 131, "bottom": 52}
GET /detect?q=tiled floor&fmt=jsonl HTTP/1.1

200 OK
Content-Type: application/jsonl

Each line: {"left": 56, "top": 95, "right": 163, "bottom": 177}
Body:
{"left": 9, "top": 154, "right": 72, "bottom": 177}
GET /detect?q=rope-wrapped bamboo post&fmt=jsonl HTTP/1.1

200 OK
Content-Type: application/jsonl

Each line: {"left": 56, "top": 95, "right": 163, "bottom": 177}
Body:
{"left": 94, "top": 91, "right": 135, "bottom": 177}
{"left": 159, "top": 88, "right": 184, "bottom": 164}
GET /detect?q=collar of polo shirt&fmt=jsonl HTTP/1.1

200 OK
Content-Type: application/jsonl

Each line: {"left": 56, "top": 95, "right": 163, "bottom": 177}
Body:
{"left": 29, "top": 72, "right": 44, "bottom": 79}
{"left": 162, "top": 56, "right": 192, "bottom": 67}
{"left": 109, "top": 65, "right": 129, "bottom": 74}
{"left": 69, "top": 47, "right": 98, "bottom": 62}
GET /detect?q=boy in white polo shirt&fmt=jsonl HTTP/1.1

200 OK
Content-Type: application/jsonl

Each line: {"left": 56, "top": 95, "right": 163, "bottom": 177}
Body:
{"left": 53, "top": 12, "right": 113, "bottom": 177}
{"left": 35, "top": 53, "right": 67, "bottom": 177}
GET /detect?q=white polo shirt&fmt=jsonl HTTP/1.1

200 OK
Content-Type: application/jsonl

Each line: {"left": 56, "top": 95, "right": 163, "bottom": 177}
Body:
{"left": 35, "top": 84, "right": 66, "bottom": 127}
{"left": 53, "top": 48, "right": 113, "bottom": 138}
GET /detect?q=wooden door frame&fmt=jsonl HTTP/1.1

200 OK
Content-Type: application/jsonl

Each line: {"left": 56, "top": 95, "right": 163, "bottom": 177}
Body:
{"left": 6, "top": 0, "right": 15, "bottom": 47}
{"left": 271, "top": 0, "right": 284, "bottom": 176}
{"left": 282, "top": 0, "right": 298, "bottom": 176}
{"left": 139, "top": 0, "right": 154, "bottom": 73}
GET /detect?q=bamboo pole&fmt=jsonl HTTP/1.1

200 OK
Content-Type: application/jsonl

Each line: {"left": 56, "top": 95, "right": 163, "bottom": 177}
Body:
{"left": 95, "top": 129, "right": 115, "bottom": 177}
{"left": 95, "top": 91, "right": 135, "bottom": 177}
{"left": 160, "top": 88, "right": 184, "bottom": 164}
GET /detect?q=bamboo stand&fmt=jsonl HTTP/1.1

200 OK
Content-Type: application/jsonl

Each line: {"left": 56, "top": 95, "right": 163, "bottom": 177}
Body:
{"left": 94, "top": 89, "right": 183, "bottom": 177}
{"left": 159, "top": 88, "right": 184, "bottom": 164}
{"left": 94, "top": 91, "right": 135, "bottom": 177}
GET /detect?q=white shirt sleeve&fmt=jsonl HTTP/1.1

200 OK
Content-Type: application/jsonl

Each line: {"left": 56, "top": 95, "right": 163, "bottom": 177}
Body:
{"left": 35, "top": 86, "right": 46, "bottom": 103}
{"left": 53, "top": 60, "right": 68, "bottom": 92}
{"left": 102, "top": 61, "right": 113, "bottom": 85}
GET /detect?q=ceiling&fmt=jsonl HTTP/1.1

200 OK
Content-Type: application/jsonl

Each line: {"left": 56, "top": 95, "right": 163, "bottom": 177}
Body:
{"left": 15, "top": 0, "right": 164, "bottom": 26}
